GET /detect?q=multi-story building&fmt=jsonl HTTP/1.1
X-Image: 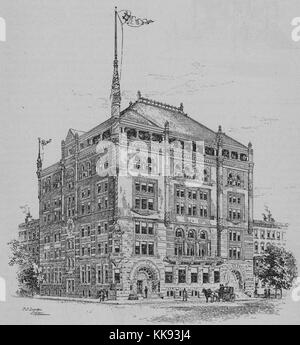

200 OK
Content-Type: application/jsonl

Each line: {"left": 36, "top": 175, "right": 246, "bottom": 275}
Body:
{"left": 36, "top": 12, "right": 255, "bottom": 299}
{"left": 253, "top": 212, "right": 288, "bottom": 291}
{"left": 253, "top": 218, "right": 287, "bottom": 256}
{"left": 18, "top": 215, "right": 40, "bottom": 264}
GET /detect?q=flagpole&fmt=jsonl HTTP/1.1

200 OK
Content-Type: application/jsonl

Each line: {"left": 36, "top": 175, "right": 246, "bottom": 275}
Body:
{"left": 114, "top": 6, "right": 118, "bottom": 61}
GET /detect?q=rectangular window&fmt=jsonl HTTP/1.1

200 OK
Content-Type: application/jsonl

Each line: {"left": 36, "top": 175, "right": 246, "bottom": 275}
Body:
{"left": 148, "top": 198, "right": 154, "bottom": 210}
{"left": 148, "top": 223, "right": 154, "bottom": 235}
{"left": 148, "top": 183, "right": 154, "bottom": 193}
{"left": 165, "top": 272, "right": 173, "bottom": 284}
{"left": 141, "top": 242, "right": 147, "bottom": 255}
{"left": 135, "top": 198, "right": 140, "bottom": 209}
{"left": 135, "top": 242, "right": 140, "bottom": 255}
{"left": 135, "top": 222, "right": 140, "bottom": 234}
{"left": 148, "top": 242, "right": 154, "bottom": 256}
{"left": 114, "top": 270, "right": 120, "bottom": 284}
{"left": 178, "top": 269, "right": 186, "bottom": 283}
{"left": 214, "top": 271, "right": 220, "bottom": 283}
{"left": 191, "top": 272, "right": 198, "bottom": 283}
{"left": 135, "top": 182, "right": 140, "bottom": 192}
{"left": 141, "top": 198, "right": 147, "bottom": 209}
{"left": 141, "top": 183, "right": 147, "bottom": 193}
{"left": 141, "top": 222, "right": 147, "bottom": 234}
{"left": 203, "top": 272, "right": 209, "bottom": 284}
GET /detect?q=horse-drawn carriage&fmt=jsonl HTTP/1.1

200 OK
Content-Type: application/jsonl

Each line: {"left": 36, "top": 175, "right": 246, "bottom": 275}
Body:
{"left": 221, "top": 286, "right": 235, "bottom": 302}
{"left": 202, "top": 285, "right": 235, "bottom": 303}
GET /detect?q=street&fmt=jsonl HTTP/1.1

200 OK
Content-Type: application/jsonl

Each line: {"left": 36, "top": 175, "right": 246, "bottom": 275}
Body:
{"left": 0, "top": 293, "right": 299, "bottom": 325}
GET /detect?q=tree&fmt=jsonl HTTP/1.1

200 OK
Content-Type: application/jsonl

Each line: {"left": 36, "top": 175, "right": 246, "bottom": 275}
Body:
{"left": 255, "top": 244, "right": 298, "bottom": 298}
{"left": 8, "top": 239, "right": 43, "bottom": 296}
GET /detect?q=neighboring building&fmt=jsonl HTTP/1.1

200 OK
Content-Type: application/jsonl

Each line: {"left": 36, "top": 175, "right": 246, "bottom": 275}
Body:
{"left": 36, "top": 13, "right": 255, "bottom": 299}
{"left": 253, "top": 218, "right": 288, "bottom": 256}
{"left": 253, "top": 212, "right": 288, "bottom": 290}
{"left": 18, "top": 215, "right": 40, "bottom": 264}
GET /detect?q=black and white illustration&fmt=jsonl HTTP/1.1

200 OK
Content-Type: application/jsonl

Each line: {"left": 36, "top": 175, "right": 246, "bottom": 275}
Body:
{"left": 0, "top": 0, "right": 300, "bottom": 326}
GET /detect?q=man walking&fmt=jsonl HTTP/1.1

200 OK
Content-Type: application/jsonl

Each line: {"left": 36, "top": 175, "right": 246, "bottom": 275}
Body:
{"left": 183, "top": 288, "right": 188, "bottom": 301}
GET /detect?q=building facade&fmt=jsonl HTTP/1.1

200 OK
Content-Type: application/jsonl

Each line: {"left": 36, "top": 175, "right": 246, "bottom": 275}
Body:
{"left": 36, "top": 91, "right": 255, "bottom": 298}
{"left": 18, "top": 216, "right": 40, "bottom": 264}
{"left": 36, "top": 12, "right": 255, "bottom": 299}
{"left": 253, "top": 215, "right": 288, "bottom": 290}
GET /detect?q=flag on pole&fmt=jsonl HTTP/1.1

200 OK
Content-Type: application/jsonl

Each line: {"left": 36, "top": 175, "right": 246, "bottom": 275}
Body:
{"left": 118, "top": 10, "right": 154, "bottom": 27}
{"left": 40, "top": 138, "right": 52, "bottom": 147}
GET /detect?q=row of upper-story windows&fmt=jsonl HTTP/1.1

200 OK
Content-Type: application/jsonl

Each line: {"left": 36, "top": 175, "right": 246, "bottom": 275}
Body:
{"left": 165, "top": 268, "right": 220, "bottom": 284}
{"left": 43, "top": 198, "right": 62, "bottom": 211}
{"left": 135, "top": 241, "right": 155, "bottom": 256}
{"left": 135, "top": 181, "right": 154, "bottom": 194}
{"left": 228, "top": 209, "right": 243, "bottom": 221}
{"left": 254, "top": 241, "right": 277, "bottom": 254}
{"left": 228, "top": 193, "right": 243, "bottom": 204}
{"left": 174, "top": 242, "right": 208, "bottom": 257}
{"left": 135, "top": 221, "right": 154, "bottom": 235}
{"left": 229, "top": 230, "right": 241, "bottom": 242}
{"left": 229, "top": 246, "right": 242, "bottom": 259}
{"left": 78, "top": 129, "right": 111, "bottom": 152}
{"left": 205, "top": 147, "right": 248, "bottom": 162}
{"left": 176, "top": 188, "right": 209, "bottom": 201}
{"left": 254, "top": 229, "right": 282, "bottom": 240}
{"left": 176, "top": 203, "right": 209, "bottom": 217}
{"left": 43, "top": 211, "right": 62, "bottom": 224}
{"left": 43, "top": 267, "right": 62, "bottom": 284}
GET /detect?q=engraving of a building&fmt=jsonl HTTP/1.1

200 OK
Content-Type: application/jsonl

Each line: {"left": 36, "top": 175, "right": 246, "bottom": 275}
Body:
{"left": 37, "top": 94, "right": 255, "bottom": 298}
{"left": 36, "top": 13, "right": 255, "bottom": 299}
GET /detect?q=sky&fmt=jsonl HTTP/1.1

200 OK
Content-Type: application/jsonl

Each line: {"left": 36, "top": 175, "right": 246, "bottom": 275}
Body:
{"left": 1, "top": 0, "right": 300, "bottom": 294}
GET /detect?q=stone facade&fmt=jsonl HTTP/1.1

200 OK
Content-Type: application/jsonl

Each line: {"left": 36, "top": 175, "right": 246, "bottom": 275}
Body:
{"left": 253, "top": 217, "right": 288, "bottom": 290}
{"left": 18, "top": 217, "right": 40, "bottom": 264}
{"left": 36, "top": 93, "right": 255, "bottom": 299}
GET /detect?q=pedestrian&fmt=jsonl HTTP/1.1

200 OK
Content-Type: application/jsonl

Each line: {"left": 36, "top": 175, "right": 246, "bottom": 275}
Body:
{"left": 183, "top": 288, "right": 188, "bottom": 301}
{"left": 144, "top": 286, "right": 148, "bottom": 299}
{"left": 105, "top": 289, "right": 108, "bottom": 300}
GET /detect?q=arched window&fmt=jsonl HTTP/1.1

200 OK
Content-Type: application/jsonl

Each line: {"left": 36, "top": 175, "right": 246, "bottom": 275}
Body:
{"left": 188, "top": 229, "right": 195, "bottom": 239}
{"left": 260, "top": 242, "right": 265, "bottom": 252}
{"left": 200, "top": 231, "right": 206, "bottom": 240}
{"left": 228, "top": 173, "right": 233, "bottom": 185}
{"left": 236, "top": 175, "right": 241, "bottom": 187}
{"left": 175, "top": 228, "right": 184, "bottom": 238}
{"left": 254, "top": 242, "right": 258, "bottom": 253}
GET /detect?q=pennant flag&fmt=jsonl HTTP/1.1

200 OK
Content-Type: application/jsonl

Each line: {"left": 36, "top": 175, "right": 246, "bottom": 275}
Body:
{"left": 40, "top": 138, "right": 52, "bottom": 147}
{"left": 118, "top": 10, "right": 154, "bottom": 27}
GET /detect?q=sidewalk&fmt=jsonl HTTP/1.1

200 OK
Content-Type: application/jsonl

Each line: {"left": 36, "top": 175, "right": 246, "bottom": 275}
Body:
{"left": 34, "top": 294, "right": 259, "bottom": 306}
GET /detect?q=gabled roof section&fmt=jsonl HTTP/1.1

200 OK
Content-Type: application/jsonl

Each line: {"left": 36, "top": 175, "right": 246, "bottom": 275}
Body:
{"left": 121, "top": 95, "right": 247, "bottom": 149}
{"left": 65, "top": 128, "right": 86, "bottom": 144}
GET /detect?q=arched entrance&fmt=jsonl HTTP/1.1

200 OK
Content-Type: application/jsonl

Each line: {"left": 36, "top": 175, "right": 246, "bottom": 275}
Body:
{"left": 222, "top": 267, "right": 245, "bottom": 291}
{"left": 130, "top": 261, "right": 160, "bottom": 298}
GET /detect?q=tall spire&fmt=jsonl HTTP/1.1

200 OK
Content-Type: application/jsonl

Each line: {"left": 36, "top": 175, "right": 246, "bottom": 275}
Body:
{"left": 110, "top": 6, "right": 121, "bottom": 118}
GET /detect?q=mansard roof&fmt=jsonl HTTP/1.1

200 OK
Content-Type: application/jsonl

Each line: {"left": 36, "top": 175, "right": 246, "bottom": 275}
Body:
{"left": 121, "top": 95, "right": 247, "bottom": 149}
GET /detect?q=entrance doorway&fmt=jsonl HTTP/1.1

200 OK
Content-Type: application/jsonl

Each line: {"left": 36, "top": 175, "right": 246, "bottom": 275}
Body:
{"left": 132, "top": 264, "right": 160, "bottom": 298}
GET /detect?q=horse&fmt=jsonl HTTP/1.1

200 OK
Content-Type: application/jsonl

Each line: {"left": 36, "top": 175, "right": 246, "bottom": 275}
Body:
{"left": 202, "top": 288, "right": 220, "bottom": 303}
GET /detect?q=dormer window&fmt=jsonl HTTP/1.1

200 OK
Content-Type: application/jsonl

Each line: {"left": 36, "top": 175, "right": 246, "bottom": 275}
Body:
{"left": 222, "top": 149, "right": 229, "bottom": 158}
{"left": 231, "top": 151, "right": 238, "bottom": 159}
{"left": 240, "top": 153, "right": 248, "bottom": 161}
